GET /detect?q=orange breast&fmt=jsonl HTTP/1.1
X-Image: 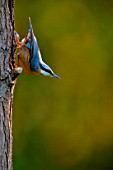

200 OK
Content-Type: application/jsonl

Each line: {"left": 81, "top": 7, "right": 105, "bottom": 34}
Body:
{"left": 19, "top": 46, "right": 41, "bottom": 76}
{"left": 19, "top": 46, "right": 32, "bottom": 74}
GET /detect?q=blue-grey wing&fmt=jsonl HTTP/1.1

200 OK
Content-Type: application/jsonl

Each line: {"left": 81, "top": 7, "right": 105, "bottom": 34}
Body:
{"left": 29, "top": 37, "right": 40, "bottom": 72}
{"left": 26, "top": 17, "right": 40, "bottom": 72}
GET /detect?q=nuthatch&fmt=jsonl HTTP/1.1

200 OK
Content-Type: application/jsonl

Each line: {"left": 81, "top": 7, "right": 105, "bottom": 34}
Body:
{"left": 17, "top": 17, "right": 60, "bottom": 79}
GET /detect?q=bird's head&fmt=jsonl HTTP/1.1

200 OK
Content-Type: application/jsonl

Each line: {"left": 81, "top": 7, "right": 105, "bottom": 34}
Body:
{"left": 40, "top": 62, "right": 60, "bottom": 79}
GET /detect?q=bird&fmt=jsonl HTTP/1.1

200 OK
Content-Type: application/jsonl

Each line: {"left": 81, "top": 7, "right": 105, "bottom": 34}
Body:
{"left": 16, "top": 17, "right": 60, "bottom": 79}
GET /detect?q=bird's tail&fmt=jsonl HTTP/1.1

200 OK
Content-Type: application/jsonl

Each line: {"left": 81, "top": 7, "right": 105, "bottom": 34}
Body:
{"left": 27, "top": 17, "right": 34, "bottom": 39}
{"left": 29, "top": 17, "right": 33, "bottom": 31}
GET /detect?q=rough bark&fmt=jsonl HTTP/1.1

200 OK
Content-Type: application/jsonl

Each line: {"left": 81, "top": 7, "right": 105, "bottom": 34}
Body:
{"left": 0, "top": 0, "right": 16, "bottom": 169}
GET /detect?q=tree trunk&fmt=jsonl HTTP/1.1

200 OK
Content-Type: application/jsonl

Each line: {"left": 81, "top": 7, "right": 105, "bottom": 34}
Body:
{"left": 0, "top": 0, "right": 18, "bottom": 169}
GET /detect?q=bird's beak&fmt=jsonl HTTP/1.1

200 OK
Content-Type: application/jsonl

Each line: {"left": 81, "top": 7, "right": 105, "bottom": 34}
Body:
{"left": 53, "top": 74, "right": 60, "bottom": 79}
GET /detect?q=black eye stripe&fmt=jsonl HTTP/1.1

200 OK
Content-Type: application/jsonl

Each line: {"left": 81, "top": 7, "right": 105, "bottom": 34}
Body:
{"left": 40, "top": 64, "right": 53, "bottom": 75}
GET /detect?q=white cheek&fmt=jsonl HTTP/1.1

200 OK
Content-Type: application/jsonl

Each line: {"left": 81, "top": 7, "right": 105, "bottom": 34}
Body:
{"left": 40, "top": 70, "right": 50, "bottom": 76}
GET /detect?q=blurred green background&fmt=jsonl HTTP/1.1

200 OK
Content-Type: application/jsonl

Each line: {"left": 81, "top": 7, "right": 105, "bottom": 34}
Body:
{"left": 13, "top": 0, "right": 113, "bottom": 169}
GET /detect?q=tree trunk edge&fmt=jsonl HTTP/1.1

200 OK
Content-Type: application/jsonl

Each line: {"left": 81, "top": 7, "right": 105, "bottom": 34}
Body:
{"left": 0, "top": 0, "right": 16, "bottom": 169}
